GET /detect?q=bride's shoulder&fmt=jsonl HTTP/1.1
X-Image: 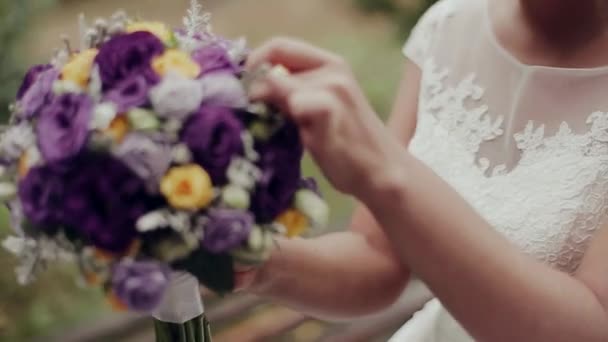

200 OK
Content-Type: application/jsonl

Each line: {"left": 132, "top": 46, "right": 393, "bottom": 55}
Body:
{"left": 404, "top": 0, "right": 486, "bottom": 66}
{"left": 417, "top": 0, "right": 484, "bottom": 30}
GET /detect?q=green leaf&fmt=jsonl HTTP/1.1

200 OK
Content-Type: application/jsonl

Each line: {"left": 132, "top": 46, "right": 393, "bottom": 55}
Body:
{"left": 172, "top": 248, "right": 235, "bottom": 293}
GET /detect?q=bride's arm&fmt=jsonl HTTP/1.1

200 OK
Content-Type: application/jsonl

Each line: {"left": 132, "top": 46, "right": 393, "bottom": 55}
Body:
{"left": 366, "top": 154, "right": 608, "bottom": 342}
{"left": 244, "top": 64, "right": 420, "bottom": 320}
{"left": 247, "top": 38, "right": 608, "bottom": 341}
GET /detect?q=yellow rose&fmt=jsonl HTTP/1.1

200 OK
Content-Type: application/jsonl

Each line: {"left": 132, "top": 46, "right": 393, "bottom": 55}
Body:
{"left": 152, "top": 50, "right": 201, "bottom": 79}
{"left": 61, "top": 49, "right": 98, "bottom": 88}
{"left": 127, "top": 21, "right": 173, "bottom": 44}
{"left": 18, "top": 152, "right": 30, "bottom": 178}
{"left": 276, "top": 209, "right": 310, "bottom": 238}
{"left": 105, "top": 115, "right": 130, "bottom": 143}
{"left": 161, "top": 164, "right": 214, "bottom": 211}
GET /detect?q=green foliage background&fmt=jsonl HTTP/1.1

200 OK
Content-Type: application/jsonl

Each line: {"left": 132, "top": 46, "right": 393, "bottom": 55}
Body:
{"left": 354, "top": 0, "right": 438, "bottom": 36}
{"left": 0, "top": 2, "right": 108, "bottom": 341}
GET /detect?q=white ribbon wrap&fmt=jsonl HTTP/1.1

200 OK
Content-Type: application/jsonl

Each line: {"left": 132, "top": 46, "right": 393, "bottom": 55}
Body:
{"left": 152, "top": 272, "right": 204, "bottom": 324}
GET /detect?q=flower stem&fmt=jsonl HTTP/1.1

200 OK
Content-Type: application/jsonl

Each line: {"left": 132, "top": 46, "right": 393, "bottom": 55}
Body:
{"left": 153, "top": 315, "right": 209, "bottom": 342}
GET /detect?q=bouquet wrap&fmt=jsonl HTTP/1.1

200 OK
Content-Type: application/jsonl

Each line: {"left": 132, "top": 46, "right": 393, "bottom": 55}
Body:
{"left": 153, "top": 272, "right": 204, "bottom": 324}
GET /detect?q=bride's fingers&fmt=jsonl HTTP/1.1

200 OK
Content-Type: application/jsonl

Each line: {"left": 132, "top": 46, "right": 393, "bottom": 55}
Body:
{"left": 249, "top": 66, "right": 338, "bottom": 101}
{"left": 249, "top": 71, "right": 301, "bottom": 115}
{"left": 287, "top": 89, "right": 337, "bottom": 141}
{"left": 246, "top": 37, "right": 341, "bottom": 73}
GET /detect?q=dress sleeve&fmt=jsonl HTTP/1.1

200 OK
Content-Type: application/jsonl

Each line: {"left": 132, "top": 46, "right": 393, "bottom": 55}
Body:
{"left": 403, "top": 0, "right": 453, "bottom": 67}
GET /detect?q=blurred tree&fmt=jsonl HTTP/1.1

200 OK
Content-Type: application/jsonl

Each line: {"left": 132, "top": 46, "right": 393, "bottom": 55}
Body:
{"left": 0, "top": 0, "right": 28, "bottom": 122}
{"left": 354, "top": 0, "right": 438, "bottom": 36}
{"left": 0, "top": 3, "right": 107, "bottom": 341}
{"left": 0, "top": 0, "right": 29, "bottom": 121}
{"left": 0, "top": 0, "right": 57, "bottom": 122}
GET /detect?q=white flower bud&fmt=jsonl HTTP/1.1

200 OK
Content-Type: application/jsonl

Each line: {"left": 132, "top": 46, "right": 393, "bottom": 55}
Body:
{"left": 221, "top": 185, "right": 250, "bottom": 210}
{"left": 94, "top": 18, "right": 108, "bottom": 30}
{"left": 226, "top": 158, "right": 261, "bottom": 190}
{"left": 127, "top": 108, "right": 160, "bottom": 132}
{"left": 164, "top": 118, "right": 183, "bottom": 134}
{"left": 0, "top": 183, "right": 17, "bottom": 202}
{"left": 294, "top": 190, "right": 330, "bottom": 228}
{"left": 136, "top": 210, "right": 170, "bottom": 233}
{"left": 90, "top": 102, "right": 117, "bottom": 131}
{"left": 249, "top": 121, "right": 273, "bottom": 141}
{"left": 171, "top": 144, "right": 192, "bottom": 164}
{"left": 230, "top": 226, "right": 273, "bottom": 265}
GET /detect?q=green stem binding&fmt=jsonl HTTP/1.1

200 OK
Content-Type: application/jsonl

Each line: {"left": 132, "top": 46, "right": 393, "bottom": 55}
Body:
{"left": 153, "top": 315, "right": 211, "bottom": 342}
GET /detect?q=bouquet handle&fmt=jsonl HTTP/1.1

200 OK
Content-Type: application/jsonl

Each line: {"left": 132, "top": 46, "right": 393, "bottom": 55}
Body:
{"left": 152, "top": 272, "right": 209, "bottom": 341}
{"left": 153, "top": 315, "right": 211, "bottom": 342}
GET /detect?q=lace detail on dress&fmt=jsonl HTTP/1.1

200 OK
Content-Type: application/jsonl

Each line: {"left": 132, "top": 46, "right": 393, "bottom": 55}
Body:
{"left": 422, "top": 60, "right": 504, "bottom": 156}
{"left": 410, "top": 59, "right": 608, "bottom": 274}
{"left": 515, "top": 114, "right": 608, "bottom": 163}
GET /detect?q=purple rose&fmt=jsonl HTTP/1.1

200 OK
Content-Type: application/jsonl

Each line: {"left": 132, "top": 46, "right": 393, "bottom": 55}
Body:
{"left": 111, "top": 259, "right": 170, "bottom": 312}
{"left": 18, "top": 165, "right": 67, "bottom": 229}
{"left": 251, "top": 121, "right": 304, "bottom": 222}
{"left": 37, "top": 93, "right": 93, "bottom": 163}
{"left": 191, "top": 44, "right": 240, "bottom": 76}
{"left": 202, "top": 209, "right": 254, "bottom": 254}
{"left": 95, "top": 32, "right": 165, "bottom": 91}
{"left": 19, "top": 67, "right": 60, "bottom": 119}
{"left": 103, "top": 75, "right": 150, "bottom": 112}
{"left": 113, "top": 134, "right": 172, "bottom": 193}
{"left": 17, "top": 64, "right": 53, "bottom": 99}
{"left": 62, "top": 154, "right": 153, "bottom": 252}
{"left": 181, "top": 106, "right": 244, "bottom": 184}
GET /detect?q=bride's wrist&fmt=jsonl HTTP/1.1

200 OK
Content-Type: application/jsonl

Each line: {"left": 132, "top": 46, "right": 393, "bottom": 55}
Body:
{"left": 357, "top": 153, "right": 411, "bottom": 209}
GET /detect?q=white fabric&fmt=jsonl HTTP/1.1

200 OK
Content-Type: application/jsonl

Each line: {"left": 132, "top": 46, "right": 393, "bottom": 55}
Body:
{"left": 390, "top": 0, "right": 608, "bottom": 340}
{"left": 152, "top": 272, "right": 205, "bottom": 324}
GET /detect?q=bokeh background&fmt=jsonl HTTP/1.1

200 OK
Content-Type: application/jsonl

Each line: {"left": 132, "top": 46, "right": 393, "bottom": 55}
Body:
{"left": 0, "top": 0, "right": 435, "bottom": 340}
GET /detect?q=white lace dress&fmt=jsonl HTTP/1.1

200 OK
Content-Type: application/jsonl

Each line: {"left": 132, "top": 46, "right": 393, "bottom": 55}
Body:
{"left": 389, "top": 0, "right": 608, "bottom": 341}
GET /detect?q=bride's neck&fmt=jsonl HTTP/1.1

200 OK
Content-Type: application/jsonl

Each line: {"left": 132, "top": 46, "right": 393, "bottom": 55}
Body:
{"left": 519, "top": 0, "right": 607, "bottom": 45}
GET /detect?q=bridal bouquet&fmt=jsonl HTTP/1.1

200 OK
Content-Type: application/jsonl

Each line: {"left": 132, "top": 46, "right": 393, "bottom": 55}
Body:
{"left": 1, "top": 1, "right": 328, "bottom": 341}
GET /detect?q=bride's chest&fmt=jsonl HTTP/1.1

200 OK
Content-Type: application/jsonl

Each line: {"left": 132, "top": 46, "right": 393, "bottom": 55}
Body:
{"left": 409, "top": 62, "right": 608, "bottom": 272}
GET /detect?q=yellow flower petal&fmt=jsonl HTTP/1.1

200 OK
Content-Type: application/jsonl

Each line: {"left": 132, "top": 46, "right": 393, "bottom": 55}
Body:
{"left": 107, "top": 291, "right": 129, "bottom": 312}
{"left": 152, "top": 50, "right": 201, "bottom": 79}
{"left": 85, "top": 272, "right": 101, "bottom": 286}
{"left": 105, "top": 115, "right": 130, "bottom": 143}
{"left": 161, "top": 164, "right": 214, "bottom": 211}
{"left": 127, "top": 21, "right": 173, "bottom": 44}
{"left": 94, "top": 248, "right": 117, "bottom": 262}
{"left": 61, "top": 49, "right": 98, "bottom": 88}
{"left": 277, "top": 209, "right": 310, "bottom": 238}
{"left": 18, "top": 152, "right": 29, "bottom": 178}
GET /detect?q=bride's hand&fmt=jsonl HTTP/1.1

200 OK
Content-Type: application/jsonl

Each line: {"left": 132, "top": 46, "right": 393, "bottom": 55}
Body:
{"left": 247, "top": 38, "right": 406, "bottom": 196}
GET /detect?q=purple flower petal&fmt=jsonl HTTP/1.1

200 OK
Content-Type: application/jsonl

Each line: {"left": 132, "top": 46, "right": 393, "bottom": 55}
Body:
{"left": 191, "top": 44, "right": 240, "bottom": 76}
{"left": 17, "top": 64, "right": 53, "bottom": 100}
{"left": 103, "top": 75, "right": 150, "bottom": 113}
{"left": 19, "top": 67, "right": 60, "bottom": 119}
{"left": 180, "top": 106, "right": 244, "bottom": 185}
{"left": 112, "top": 259, "right": 171, "bottom": 312}
{"left": 113, "top": 134, "right": 172, "bottom": 193}
{"left": 95, "top": 31, "right": 165, "bottom": 91}
{"left": 37, "top": 93, "right": 93, "bottom": 163}
{"left": 202, "top": 209, "right": 254, "bottom": 254}
{"left": 251, "top": 121, "right": 303, "bottom": 222}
